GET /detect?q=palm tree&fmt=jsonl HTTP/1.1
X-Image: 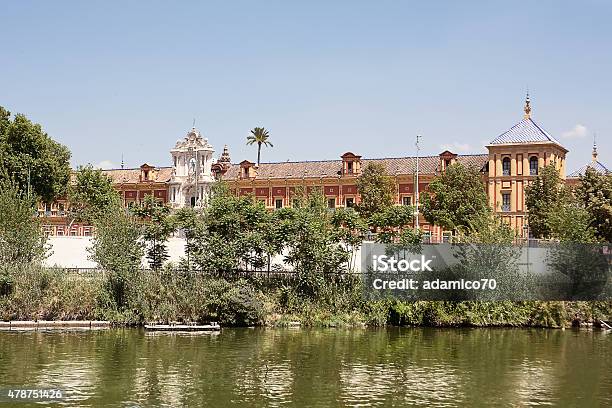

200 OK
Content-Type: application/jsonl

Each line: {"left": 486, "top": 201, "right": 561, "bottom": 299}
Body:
{"left": 246, "top": 127, "right": 273, "bottom": 166}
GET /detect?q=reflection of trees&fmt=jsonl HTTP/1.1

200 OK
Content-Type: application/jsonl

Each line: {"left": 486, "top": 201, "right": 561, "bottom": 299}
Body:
{"left": 0, "top": 328, "right": 610, "bottom": 406}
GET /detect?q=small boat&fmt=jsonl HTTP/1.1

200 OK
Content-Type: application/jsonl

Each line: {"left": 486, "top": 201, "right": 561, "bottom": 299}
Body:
{"left": 144, "top": 322, "right": 221, "bottom": 332}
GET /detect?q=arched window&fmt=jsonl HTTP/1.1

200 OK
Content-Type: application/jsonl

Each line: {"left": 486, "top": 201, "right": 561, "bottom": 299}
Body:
{"left": 529, "top": 156, "right": 538, "bottom": 175}
{"left": 502, "top": 157, "right": 511, "bottom": 176}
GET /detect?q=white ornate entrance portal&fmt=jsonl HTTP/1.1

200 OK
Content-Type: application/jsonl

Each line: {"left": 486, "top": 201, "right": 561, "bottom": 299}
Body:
{"left": 168, "top": 127, "right": 216, "bottom": 208}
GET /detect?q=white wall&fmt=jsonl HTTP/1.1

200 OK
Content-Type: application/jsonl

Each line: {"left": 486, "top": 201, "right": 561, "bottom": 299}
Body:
{"left": 44, "top": 237, "right": 187, "bottom": 269}
{"left": 43, "top": 236, "right": 308, "bottom": 270}
{"left": 43, "top": 237, "right": 547, "bottom": 274}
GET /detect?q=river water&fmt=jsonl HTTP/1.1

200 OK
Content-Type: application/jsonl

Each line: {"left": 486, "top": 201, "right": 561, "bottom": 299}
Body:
{"left": 0, "top": 328, "right": 610, "bottom": 407}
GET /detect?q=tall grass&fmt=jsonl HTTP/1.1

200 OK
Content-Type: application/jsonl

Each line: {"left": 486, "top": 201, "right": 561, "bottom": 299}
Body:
{"left": 0, "top": 265, "right": 609, "bottom": 328}
{"left": 0, "top": 264, "right": 102, "bottom": 320}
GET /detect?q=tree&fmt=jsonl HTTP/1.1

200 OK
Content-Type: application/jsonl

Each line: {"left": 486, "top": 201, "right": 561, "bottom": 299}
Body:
{"left": 451, "top": 212, "right": 525, "bottom": 300}
{"left": 548, "top": 194, "right": 597, "bottom": 243}
{"left": 132, "top": 195, "right": 175, "bottom": 270}
{"left": 0, "top": 106, "right": 71, "bottom": 203}
{"left": 462, "top": 212, "right": 515, "bottom": 245}
{"left": 370, "top": 205, "right": 418, "bottom": 243}
{"left": 330, "top": 208, "right": 369, "bottom": 271}
{"left": 525, "top": 164, "right": 564, "bottom": 239}
{"left": 172, "top": 207, "right": 202, "bottom": 271}
{"left": 420, "top": 163, "right": 490, "bottom": 233}
{"left": 356, "top": 162, "right": 396, "bottom": 219}
{"left": 68, "top": 164, "right": 121, "bottom": 224}
{"left": 546, "top": 194, "right": 605, "bottom": 299}
{"left": 246, "top": 127, "right": 273, "bottom": 166}
{"left": 191, "top": 182, "right": 275, "bottom": 275}
{"left": 274, "top": 188, "right": 349, "bottom": 298}
{"left": 89, "top": 207, "right": 144, "bottom": 307}
{"left": 0, "top": 180, "right": 47, "bottom": 264}
{"left": 575, "top": 168, "right": 612, "bottom": 242}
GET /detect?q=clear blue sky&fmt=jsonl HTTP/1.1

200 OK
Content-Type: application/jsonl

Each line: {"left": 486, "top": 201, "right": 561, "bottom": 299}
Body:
{"left": 1, "top": 0, "right": 610, "bottom": 172}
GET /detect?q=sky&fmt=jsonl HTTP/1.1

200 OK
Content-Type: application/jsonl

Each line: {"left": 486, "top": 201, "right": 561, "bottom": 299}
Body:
{"left": 1, "top": 1, "right": 610, "bottom": 173}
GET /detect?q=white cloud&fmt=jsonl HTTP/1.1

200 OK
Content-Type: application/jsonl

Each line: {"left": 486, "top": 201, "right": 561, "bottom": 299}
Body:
{"left": 561, "top": 124, "right": 588, "bottom": 139}
{"left": 439, "top": 142, "right": 471, "bottom": 153}
{"left": 95, "top": 160, "right": 116, "bottom": 169}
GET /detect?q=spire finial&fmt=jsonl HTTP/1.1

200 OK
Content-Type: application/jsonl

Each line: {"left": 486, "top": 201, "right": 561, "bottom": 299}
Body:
{"left": 592, "top": 133, "right": 598, "bottom": 162}
{"left": 523, "top": 91, "right": 531, "bottom": 119}
{"left": 121, "top": 153, "right": 124, "bottom": 169}
{"left": 192, "top": 118, "right": 196, "bottom": 128}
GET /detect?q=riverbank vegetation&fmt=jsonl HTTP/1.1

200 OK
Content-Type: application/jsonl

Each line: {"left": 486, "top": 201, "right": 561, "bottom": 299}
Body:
{"left": 1, "top": 263, "right": 611, "bottom": 328}
{"left": 1, "top": 108, "right": 610, "bottom": 328}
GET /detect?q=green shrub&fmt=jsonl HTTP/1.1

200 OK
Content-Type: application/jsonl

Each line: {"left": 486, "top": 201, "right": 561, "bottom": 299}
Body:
{"left": 204, "top": 279, "right": 264, "bottom": 326}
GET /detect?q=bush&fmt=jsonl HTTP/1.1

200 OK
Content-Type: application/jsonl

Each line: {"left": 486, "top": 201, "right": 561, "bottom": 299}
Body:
{"left": 0, "top": 265, "right": 103, "bottom": 321}
{"left": 203, "top": 279, "right": 264, "bottom": 326}
{"left": 89, "top": 208, "right": 144, "bottom": 309}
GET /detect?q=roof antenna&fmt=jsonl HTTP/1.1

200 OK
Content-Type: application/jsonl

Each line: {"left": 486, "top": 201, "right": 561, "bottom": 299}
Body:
{"left": 192, "top": 118, "right": 196, "bottom": 128}
{"left": 121, "top": 153, "right": 124, "bottom": 169}
{"left": 592, "top": 133, "right": 598, "bottom": 162}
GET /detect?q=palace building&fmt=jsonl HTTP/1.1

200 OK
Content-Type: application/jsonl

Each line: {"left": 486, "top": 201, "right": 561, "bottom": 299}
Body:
{"left": 484, "top": 94, "right": 568, "bottom": 234}
{"left": 40, "top": 96, "right": 607, "bottom": 241}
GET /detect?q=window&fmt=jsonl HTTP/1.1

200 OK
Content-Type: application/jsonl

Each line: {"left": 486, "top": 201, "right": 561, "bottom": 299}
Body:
{"left": 327, "top": 198, "right": 336, "bottom": 208}
{"left": 347, "top": 161, "right": 354, "bottom": 174}
{"left": 190, "top": 196, "right": 196, "bottom": 207}
{"left": 275, "top": 199, "right": 283, "bottom": 209}
{"left": 345, "top": 197, "right": 354, "bottom": 207}
{"left": 444, "top": 159, "right": 451, "bottom": 168}
{"left": 529, "top": 156, "right": 538, "bottom": 175}
{"left": 502, "top": 157, "right": 511, "bottom": 176}
{"left": 502, "top": 193, "right": 511, "bottom": 212}
{"left": 402, "top": 196, "right": 412, "bottom": 206}
{"left": 442, "top": 231, "right": 452, "bottom": 243}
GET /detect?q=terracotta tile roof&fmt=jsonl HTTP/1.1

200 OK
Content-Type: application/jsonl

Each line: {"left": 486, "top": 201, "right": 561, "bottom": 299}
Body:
{"left": 102, "top": 167, "right": 173, "bottom": 184}
{"left": 222, "top": 154, "right": 489, "bottom": 180}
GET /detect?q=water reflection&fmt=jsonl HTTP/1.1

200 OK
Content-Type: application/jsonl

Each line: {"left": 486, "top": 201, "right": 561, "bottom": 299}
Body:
{"left": 235, "top": 362, "right": 293, "bottom": 406}
{"left": 0, "top": 328, "right": 609, "bottom": 407}
{"left": 340, "top": 362, "right": 462, "bottom": 407}
{"left": 510, "top": 359, "right": 557, "bottom": 407}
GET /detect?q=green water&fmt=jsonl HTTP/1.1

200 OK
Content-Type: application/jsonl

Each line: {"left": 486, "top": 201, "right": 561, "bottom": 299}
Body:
{"left": 0, "top": 328, "right": 610, "bottom": 407}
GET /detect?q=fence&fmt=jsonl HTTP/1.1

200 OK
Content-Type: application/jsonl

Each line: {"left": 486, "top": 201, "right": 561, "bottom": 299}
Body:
{"left": 56, "top": 267, "right": 365, "bottom": 281}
